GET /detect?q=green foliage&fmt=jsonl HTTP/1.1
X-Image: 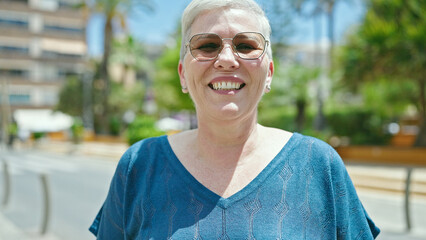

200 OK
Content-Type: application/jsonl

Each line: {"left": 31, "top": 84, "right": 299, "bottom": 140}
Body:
{"left": 108, "top": 81, "right": 145, "bottom": 135}
{"left": 360, "top": 78, "right": 417, "bottom": 117}
{"left": 126, "top": 115, "right": 165, "bottom": 145}
{"left": 259, "top": 63, "right": 319, "bottom": 131}
{"left": 111, "top": 35, "right": 153, "bottom": 83}
{"left": 32, "top": 132, "right": 45, "bottom": 140}
{"left": 56, "top": 76, "right": 83, "bottom": 117}
{"left": 109, "top": 81, "right": 145, "bottom": 115}
{"left": 339, "top": 0, "right": 425, "bottom": 105}
{"left": 153, "top": 33, "right": 194, "bottom": 112}
{"left": 109, "top": 116, "right": 121, "bottom": 136}
{"left": 327, "top": 108, "right": 392, "bottom": 145}
{"left": 258, "top": 106, "right": 297, "bottom": 130}
{"left": 78, "top": 0, "right": 154, "bottom": 134}
{"left": 71, "top": 117, "right": 85, "bottom": 143}
{"left": 284, "top": 64, "right": 320, "bottom": 102}
{"left": 339, "top": 0, "right": 426, "bottom": 146}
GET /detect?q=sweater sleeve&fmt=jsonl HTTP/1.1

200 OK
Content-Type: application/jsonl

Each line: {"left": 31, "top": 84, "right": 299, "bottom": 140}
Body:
{"left": 329, "top": 148, "right": 380, "bottom": 239}
{"left": 89, "top": 149, "right": 132, "bottom": 239}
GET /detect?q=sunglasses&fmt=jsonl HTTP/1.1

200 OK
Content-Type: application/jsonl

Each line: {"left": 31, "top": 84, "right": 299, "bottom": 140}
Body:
{"left": 186, "top": 32, "right": 269, "bottom": 61}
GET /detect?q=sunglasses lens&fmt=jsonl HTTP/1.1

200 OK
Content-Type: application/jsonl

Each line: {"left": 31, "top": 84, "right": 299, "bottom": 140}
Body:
{"left": 189, "top": 32, "right": 266, "bottom": 61}
{"left": 233, "top": 33, "right": 265, "bottom": 59}
{"left": 189, "top": 34, "right": 222, "bottom": 61}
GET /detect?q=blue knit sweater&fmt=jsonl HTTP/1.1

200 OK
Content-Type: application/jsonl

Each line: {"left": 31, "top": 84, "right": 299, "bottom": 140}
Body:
{"left": 90, "top": 133, "right": 380, "bottom": 239}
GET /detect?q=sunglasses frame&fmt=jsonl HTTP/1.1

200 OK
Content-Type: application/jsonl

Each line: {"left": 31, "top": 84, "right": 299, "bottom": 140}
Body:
{"left": 186, "top": 32, "right": 269, "bottom": 61}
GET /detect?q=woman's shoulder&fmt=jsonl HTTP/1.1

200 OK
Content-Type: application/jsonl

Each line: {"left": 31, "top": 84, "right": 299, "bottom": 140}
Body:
{"left": 116, "top": 135, "right": 169, "bottom": 173}
{"left": 291, "top": 133, "right": 335, "bottom": 153}
{"left": 283, "top": 132, "right": 343, "bottom": 168}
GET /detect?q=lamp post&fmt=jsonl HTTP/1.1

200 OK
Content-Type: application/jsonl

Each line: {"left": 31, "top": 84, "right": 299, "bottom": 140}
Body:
{"left": 1, "top": 77, "right": 11, "bottom": 151}
{"left": 82, "top": 71, "right": 94, "bottom": 136}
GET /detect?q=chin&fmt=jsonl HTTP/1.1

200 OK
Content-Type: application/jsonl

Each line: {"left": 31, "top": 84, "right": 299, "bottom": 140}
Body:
{"left": 220, "top": 102, "right": 240, "bottom": 112}
{"left": 216, "top": 103, "right": 253, "bottom": 120}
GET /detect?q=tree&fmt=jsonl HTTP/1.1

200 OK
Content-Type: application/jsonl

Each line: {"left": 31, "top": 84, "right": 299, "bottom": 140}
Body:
{"left": 78, "top": 0, "right": 153, "bottom": 134}
{"left": 260, "top": 63, "right": 320, "bottom": 132}
{"left": 110, "top": 35, "right": 153, "bottom": 86}
{"left": 289, "top": 0, "right": 352, "bottom": 65}
{"left": 287, "top": 64, "right": 321, "bottom": 131}
{"left": 339, "top": 0, "right": 426, "bottom": 146}
{"left": 261, "top": 0, "right": 294, "bottom": 57}
{"left": 153, "top": 29, "right": 194, "bottom": 113}
{"left": 288, "top": 0, "right": 352, "bottom": 131}
{"left": 56, "top": 76, "right": 83, "bottom": 117}
{"left": 108, "top": 81, "right": 145, "bottom": 135}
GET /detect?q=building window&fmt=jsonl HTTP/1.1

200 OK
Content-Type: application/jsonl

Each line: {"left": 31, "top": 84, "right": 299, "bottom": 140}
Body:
{"left": 44, "top": 25, "right": 84, "bottom": 34}
{"left": 0, "top": 45, "right": 29, "bottom": 55}
{"left": 9, "top": 94, "right": 31, "bottom": 105}
{"left": 42, "top": 50, "right": 82, "bottom": 59}
{"left": 58, "top": 1, "right": 76, "bottom": 9}
{"left": 0, "top": 18, "right": 28, "bottom": 29}
{"left": 0, "top": 69, "right": 29, "bottom": 78}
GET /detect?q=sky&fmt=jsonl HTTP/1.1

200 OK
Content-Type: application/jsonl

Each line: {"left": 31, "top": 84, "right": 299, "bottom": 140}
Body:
{"left": 86, "top": 0, "right": 366, "bottom": 57}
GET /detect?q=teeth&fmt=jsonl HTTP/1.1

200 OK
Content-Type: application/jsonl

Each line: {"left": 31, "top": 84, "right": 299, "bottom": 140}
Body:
{"left": 212, "top": 82, "right": 242, "bottom": 90}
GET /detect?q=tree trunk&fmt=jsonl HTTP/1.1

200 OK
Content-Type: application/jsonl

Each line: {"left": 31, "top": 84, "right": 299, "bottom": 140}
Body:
{"left": 97, "top": 16, "right": 113, "bottom": 134}
{"left": 414, "top": 78, "right": 426, "bottom": 147}
{"left": 326, "top": 0, "right": 335, "bottom": 69}
{"left": 296, "top": 99, "right": 306, "bottom": 132}
{"left": 314, "top": 0, "right": 335, "bottom": 131}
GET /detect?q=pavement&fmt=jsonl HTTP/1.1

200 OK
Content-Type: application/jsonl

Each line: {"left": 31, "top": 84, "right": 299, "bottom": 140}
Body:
{"left": 1, "top": 139, "right": 126, "bottom": 240}
{"left": 0, "top": 212, "right": 29, "bottom": 240}
{"left": 1, "top": 139, "right": 426, "bottom": 239}
{"left": 0, "top": 209, "right": 60, "bottom": 240}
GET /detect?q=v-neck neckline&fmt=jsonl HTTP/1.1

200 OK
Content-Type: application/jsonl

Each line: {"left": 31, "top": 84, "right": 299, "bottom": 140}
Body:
{"left": 161, "top": 133, "right": 300, "bottom": 209}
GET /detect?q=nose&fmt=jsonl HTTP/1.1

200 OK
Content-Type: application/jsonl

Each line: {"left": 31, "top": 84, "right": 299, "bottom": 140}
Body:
{"left": 214, "top": 43, "right": 239, "bottom": 70}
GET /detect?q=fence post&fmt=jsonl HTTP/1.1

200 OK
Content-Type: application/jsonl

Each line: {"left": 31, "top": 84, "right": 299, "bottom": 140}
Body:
{"left": 404, "top": 167, "right": 413, "bottom": 231}
{"left": 40, "top": 173, "right": 50, "bottom": 235}
{"left": 1, "top": 158, "right": 10, "bottom": 208}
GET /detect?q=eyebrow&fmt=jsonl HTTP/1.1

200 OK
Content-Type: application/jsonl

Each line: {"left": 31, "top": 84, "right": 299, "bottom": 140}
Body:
{"left": 193, "top": 33, "right": 219, "bottom": 40}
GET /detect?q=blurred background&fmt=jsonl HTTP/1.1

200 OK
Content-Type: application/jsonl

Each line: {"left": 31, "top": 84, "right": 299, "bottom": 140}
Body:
{"left": 0, "top": 0, "right": 425, "bottom": 239}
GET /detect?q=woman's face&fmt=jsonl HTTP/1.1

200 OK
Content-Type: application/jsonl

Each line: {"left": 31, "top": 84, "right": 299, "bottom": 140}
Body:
{"left": 178, "top": 8, "right": 274, "bottom": 123}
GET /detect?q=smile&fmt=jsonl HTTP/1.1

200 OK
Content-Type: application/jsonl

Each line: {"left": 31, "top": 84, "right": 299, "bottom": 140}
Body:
{"left": 209, "top": 82, "right": 246, "bottom": 91}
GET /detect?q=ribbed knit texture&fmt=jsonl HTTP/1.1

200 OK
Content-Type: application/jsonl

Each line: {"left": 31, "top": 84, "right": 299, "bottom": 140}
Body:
{"left": 90, "top": 133, "right": 380, "bottom": 239}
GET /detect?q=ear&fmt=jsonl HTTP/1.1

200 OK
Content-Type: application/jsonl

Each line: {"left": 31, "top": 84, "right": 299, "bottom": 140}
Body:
{"left": 178, "top": 61, "right": 188, "bottom": 93}
{"left": 265, "top": 60, "right": 274, "bottom": 93}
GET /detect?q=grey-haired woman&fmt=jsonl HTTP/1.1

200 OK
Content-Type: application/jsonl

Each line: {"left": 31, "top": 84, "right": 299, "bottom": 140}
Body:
{"left": 90, "top": 0, "right": 380, "bottom": 239}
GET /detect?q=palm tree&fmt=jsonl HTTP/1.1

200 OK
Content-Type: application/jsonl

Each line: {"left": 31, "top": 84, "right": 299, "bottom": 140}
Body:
{"left": 111, "top": 35, "right": 153, "bottom": 86}
{"left": 78, "top": 0, "right": 153, "bottom": 134}
{"left": 289, "top": 0, "right": 350, "bottom": 130}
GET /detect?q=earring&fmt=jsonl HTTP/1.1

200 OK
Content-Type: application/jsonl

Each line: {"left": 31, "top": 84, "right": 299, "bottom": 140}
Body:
{"left": 181, "top": 86, "right": 188, "bottom": 93}
{"left": 266, "top": 85, "right": 271, "bottom": 91}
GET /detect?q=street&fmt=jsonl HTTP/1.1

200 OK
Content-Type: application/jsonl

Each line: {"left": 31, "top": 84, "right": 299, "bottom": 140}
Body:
{"left": 1, "top": 149, "right": 117, "bottom": 240}
{"left": 0, "top": 147, "right": 426, "bottom": 240}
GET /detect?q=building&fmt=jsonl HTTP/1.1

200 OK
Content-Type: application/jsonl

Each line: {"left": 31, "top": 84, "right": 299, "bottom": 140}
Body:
{"left": 0, "top": 0, "right": 88, "bottom": 140}
{"left": 0, "top": 0, "right": 87, "bottom": 111}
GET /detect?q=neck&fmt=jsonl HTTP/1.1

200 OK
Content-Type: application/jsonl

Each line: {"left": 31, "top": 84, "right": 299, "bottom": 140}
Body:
{"left": 194, "top": 112, "right": 261, "bottom": 169}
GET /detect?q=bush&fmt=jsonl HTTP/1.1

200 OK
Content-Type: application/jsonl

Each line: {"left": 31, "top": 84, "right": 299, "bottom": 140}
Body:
{"left": 126, "top": 116, "right": 165, "bottom": 145}
{"left": 109, "top": 116, "right": 121, "bottom": 136}
{"left": 33, "top": 132, "right": 45, "bottom": 140}
{"left": 71, "top": 117, "right": 85, "bottom": 144}
{"left": 327, "top": 108, "right": 392, "bottom": 145}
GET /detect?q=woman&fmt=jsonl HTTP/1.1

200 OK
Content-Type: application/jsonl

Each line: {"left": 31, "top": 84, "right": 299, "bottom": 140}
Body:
{"left": 90, "top": 0, "right": 380, "bottom": 239}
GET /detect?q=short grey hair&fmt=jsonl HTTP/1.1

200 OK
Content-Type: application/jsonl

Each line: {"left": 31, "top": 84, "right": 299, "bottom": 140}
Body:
{"left": 179, "top": 0, "right": 272, "bottom": 61}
